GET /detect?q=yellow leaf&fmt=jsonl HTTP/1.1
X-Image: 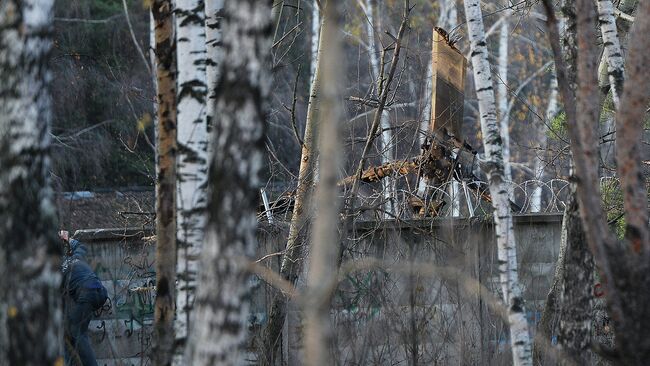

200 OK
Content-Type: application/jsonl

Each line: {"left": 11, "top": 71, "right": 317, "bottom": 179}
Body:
{"left": 54, "top": 357, "right": 64, "bottom": 366}
{"left": 8, "top": 306, "right": 17, "bottom": 318}
{"left": 137, "top": 113, "right": 152, "bottom": 132}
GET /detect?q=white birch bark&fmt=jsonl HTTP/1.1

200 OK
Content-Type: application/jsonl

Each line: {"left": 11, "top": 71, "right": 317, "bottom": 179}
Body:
{"left": 205, "top": 0, "right": 224, "bottom": 132}
{"left": 0, "top": 1, "right": 62, "bottom": 364}
{"left": 310, "top": 0, "right": 321, "bottom": 84}
{"left": 530, "top": 73, "right": 558, "bottom": 213}
{"left": 597, "top": 0, "right": 625, "bottom": 109}
{"left": 304, "top": 2, "right": 344, "bottom": 363}
{"left": 597, "top": 0, "right": 637, "bottom": 98}
{"left": 174, "top": 0, "right": 208, "bottom": 356}
{"left": 184, "top": 0, "right": 272, "bottom": 364}
{"left": 310, "top": 0, "right": 321, "bottom": 185}
{"left": 497, "top": 8, "right": 513, "bottom": 187}
{"left": 463, "top": 1, "right": 533, "bottom": 365}
{"left": 361, "top": 0, "right": 394, "bottom": 215}
{"left": 150, "top": 11, "right": 159, "bottom": 158}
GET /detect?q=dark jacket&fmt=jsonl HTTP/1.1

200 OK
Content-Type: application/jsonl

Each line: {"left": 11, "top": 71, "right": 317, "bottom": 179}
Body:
{"left": 62, "top": 239, "right": 105, "bottom": 303}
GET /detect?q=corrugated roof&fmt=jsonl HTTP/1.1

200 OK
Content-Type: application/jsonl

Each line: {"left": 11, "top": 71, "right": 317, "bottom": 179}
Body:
{"left": 57, "top": 189, "right": 155, "bottom": 230}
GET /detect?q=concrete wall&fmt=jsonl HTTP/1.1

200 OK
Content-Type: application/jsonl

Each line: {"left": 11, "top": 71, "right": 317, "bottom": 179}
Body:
{"left": 264, "top": 214, "right": 563, "bottom": 365}
{"left": 72, "top": 228, "right": 155, "bottom": 366}
{"left": 77, "top": 214, "right": 563, "bottom": 365}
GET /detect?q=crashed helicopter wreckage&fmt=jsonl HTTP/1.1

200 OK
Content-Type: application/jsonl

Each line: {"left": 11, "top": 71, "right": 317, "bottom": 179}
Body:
{"left": 260, "top": 27, "right": 519, "bottom": 221}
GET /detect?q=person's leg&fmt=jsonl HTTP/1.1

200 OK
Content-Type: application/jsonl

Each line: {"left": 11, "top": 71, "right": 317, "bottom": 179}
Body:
{"left": 64, "top": 299, "right": 83, "bottom": 366}
{"left": 68, "top": 300, "right": 98, "bottom": 366}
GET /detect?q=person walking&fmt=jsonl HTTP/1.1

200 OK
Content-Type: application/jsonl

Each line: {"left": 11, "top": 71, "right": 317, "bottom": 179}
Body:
{"left": 60, "top": 230, "right": 108, "bottom": 366}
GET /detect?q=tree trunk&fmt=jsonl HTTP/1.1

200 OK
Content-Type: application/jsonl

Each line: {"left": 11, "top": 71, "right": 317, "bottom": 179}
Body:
{"left": 463, "top": 1, "right": 533, "bottom": 365}
{"left": 184, "top": 0, "right": 272, "bottom": 364}
{"left": 310, "top": 0, "right": 320, "bottom": 84}
{"left": 534, "top": 7, "right": 597, "bottom": 363}
{"left": 262, "top": 11, "right": 328, "bottom": 364}
{"left": 610, "top": 0, "right": 650, "bottom": 361}
{"left": 150, "top": 11, "right": 159, "bottom": 159}
{"left": 205, "top": 0, "right": 224, "bottom": 132}
{"left": 597, "top": 0, "right": 638, "bottom": 96}
{"left": 557, "top": 185, "right": 594, "bottom": 366}
{"left": 0, "top": 1, "right": 62, "bottom": 365}
{"left": 545, "top": 0, "right": 650, "bottom": 365}
{"left": 303, "top": 2, "right": 344, "bottom": 363}
{"left": 174, "top": 0, "right": 208, "bottom": 359}
{"left": 497, "top": 8, "right": 513, "bottom": 187}
{"left": 151, "top": 1, "right": 177, "bottom": 364}
{"left": 533, "top": 200, "right": 568, "bottom": 365}
{"left": 533, "top": 181, "right": 595, "bottom": 366}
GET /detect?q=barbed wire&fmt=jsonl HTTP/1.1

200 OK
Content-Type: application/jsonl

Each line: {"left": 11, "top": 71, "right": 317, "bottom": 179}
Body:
{"left": 258, "top": 177, "right": 634, "bottom": 223}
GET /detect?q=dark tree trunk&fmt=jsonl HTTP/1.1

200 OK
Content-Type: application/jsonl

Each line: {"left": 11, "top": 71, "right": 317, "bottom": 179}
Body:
{"left": 151, "top": 0, "right": 177, "bottom": 365}
{"left": 609, "top": 0, "right": 650, "bottom": 363}
{"left": 535, "top": 2, "right": 596, "bottom": 365}
{"left": 544, "top": 0, "right": 650, "bottom": 364}
{"left": 558, "top": 188, "right": 594, "bottom": 366}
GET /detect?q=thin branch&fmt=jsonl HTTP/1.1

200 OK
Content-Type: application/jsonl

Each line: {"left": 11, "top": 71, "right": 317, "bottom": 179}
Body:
{"left": 272, "top": 22, "right": 303, "bottom": 49}
{"left": 54, "top": 14, "right": 122, "bottom": 24}
{"left": 57, "top": 119, "right": 117, "bottom": 140}
{"left": 123, "top": 0, "right": 153, "bottom": 76}
{"left": 288, "top": 65, "right": 304, "bottom": 148}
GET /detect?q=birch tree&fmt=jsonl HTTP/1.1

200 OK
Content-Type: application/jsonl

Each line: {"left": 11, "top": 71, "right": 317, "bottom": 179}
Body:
{"left": 0, "top": 1, "right": 62, "bottom": 364}
{"left": 497, "top": 6, "right": 513, "bottom": 187}
{"left": 596, "top": 0, "right": 625, "bottom": 109}
{"left": 463, "top": 1, "right": 532, "bottom": 364}
{"left": 304, "top": 1, "right": 344, "bottom": 363}
{"left": 184, "top": 0, "right": 272, "bottom": 364}
{"left": 174, "top": 0, "right": 208, "bottom": 355}
{"left": 151, "top": 0, "right": 177, "bottom": 364}
{"left": 310, "top": 0, "right": 321, "bottom": 83}
{"left": 205, "top": 0, "right": 224, "bottom": 130}
{"left": 597, "top": 0, "right": 638, "bottom": 98}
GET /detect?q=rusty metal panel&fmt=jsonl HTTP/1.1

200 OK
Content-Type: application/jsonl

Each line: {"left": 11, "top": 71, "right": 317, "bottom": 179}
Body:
{"left": 430, "top": 28, "right": 467, "bottom": 140}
